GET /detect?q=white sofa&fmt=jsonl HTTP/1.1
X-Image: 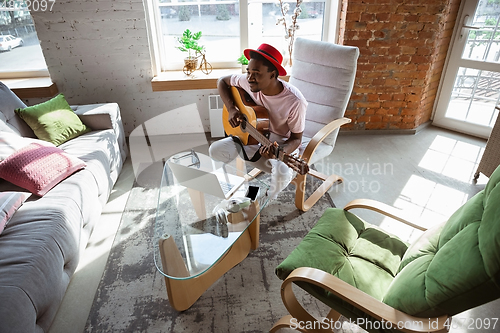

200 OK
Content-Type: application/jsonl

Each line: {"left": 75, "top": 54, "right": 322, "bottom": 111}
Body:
{"left": 0, "top": 82, "right": 128, "bottom": 332}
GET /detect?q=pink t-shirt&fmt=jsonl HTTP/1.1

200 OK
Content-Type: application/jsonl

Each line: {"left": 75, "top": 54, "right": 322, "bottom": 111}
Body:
{"left": 230, "top": 74, "right": 307, "bottom": 140}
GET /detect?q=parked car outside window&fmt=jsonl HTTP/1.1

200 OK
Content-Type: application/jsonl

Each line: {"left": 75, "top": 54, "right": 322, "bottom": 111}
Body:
{"left": 0, "top": 35, "right": 24, "bottom": 51}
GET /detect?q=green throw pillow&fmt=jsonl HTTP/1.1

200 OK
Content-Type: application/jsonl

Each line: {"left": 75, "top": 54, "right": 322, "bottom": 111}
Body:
{"left": 15, "top": 94, "right": 91, "bottom": 146}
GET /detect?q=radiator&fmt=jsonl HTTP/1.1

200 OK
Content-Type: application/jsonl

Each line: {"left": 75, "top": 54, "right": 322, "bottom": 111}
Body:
{"left": 209, "top": 94, "right": 225, "bottom": 138}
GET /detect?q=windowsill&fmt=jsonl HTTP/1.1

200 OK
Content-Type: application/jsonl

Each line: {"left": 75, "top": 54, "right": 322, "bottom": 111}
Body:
{"left": 151, "top": 68, "right": 290, "bottom": 91}
{"left": 2, "top": 77, "right": 58, "bottom": 98}
{"left": 152, "top": 68, "right": 237, "bottom": 91}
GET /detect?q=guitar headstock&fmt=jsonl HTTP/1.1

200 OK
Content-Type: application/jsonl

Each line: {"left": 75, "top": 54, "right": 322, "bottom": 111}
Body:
{"left": 283, "top": 154, "right": 309, "bottom": 175}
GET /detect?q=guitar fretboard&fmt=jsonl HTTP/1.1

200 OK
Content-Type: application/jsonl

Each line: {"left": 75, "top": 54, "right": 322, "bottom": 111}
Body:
{"left": 242, "top": 119, "right": 280, "bottom": 157}
{"left": 245, "top": 121, "right": 270, "bottom": 143}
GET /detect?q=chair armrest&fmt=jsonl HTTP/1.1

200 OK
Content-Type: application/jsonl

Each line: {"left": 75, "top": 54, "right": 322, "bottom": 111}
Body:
{"left": 302, "top": 117, "right": 351, "bottom": 162}
{"left": 71, "top": 103, "right": 119, "bottom": 130}
{"left": 72, "top": 103, "right": 128, "bottom": 161}
{"left": 344, "top": 199, "right": 427, "bottom": 231}
{"left": 283, "top": 267, "right": 449, "bottom": 333}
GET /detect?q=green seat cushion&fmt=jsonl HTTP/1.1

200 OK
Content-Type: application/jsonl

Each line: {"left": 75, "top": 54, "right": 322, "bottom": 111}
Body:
{"left": 15, "top": 94, "right": 90, "bottom": 146}
{"left": 276, "top": 208, "right": 408, "bottom": 317}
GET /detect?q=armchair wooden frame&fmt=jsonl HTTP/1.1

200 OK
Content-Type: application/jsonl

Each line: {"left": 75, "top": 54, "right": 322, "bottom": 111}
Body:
{"left": 248, "top": 117, "right": 351, "bottom": 212}
{"left": 270, "top": 199, "right": 450, "bottom": 333}
{"left": 292, "top": 117, "right": 351, "bottom": 212}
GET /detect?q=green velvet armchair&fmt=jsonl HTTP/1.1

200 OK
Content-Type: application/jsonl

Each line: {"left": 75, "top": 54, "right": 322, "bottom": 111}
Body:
{"left": 271, "top": 165, "right": 500, "bottom": 333}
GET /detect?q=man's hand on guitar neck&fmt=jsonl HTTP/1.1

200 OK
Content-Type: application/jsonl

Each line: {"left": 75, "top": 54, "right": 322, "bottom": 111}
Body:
{"left": 259, "top": 141, "right": 280, "bottom": 160}
{"left": 259, "top": 140, "right": 309, "bottom": 175}
{"left": 260, "top": 131, "right": 303, "bottom": 161}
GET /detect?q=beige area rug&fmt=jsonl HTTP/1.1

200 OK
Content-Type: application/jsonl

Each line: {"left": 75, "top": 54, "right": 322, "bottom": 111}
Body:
{"left": 84, "top": 161, "right": 363, "bottom": 333}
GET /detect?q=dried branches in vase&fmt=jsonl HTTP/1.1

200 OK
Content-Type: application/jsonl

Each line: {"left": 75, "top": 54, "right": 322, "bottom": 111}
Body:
{"left": 276, "top": 0, "right": 302, "bottom": 67}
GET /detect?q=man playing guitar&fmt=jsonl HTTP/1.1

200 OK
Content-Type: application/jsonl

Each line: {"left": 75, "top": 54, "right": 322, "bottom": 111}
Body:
{"left": 209, "top": 43, "right": 308, "bottom": 200}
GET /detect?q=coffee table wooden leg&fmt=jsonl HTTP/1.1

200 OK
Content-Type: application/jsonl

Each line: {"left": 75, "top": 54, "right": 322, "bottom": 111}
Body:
{"left": 187, "top": 188, "right": 206, "bottom": 220}
{"left": 247, "top": 201, "right": 260, "bottom": 250}
{"left": 236, "top": 155, "right": 247, "bottom": 177}
{"left": 159, "top": 235, "right": 189, "bottom": 278}
{"left": 159, "top": 229, "right": 254, "bottom": 311}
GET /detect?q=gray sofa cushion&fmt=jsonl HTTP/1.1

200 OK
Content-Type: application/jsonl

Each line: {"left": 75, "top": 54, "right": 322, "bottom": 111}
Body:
{"left": 72, "top": 102, "right": 128, "bottom": 166}
{"left": 0, "top": 200, "right": 83, "bottom": 329}
{"left": 0, "top": 82, "right": 35, "bottom": 137}
{"left": 0, "top": 286, "right": 39, "bottom": 333}
{"left": 59, "top": 130, "right": 117, "bottom": 200}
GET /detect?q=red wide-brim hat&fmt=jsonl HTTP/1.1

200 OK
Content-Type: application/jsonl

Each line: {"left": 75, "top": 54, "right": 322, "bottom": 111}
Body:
{"left": 244, "top": 43, "right": 287, "bottom": 76}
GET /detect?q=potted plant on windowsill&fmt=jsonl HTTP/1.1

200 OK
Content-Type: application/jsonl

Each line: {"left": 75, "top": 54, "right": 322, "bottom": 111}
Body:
{"left": 237, "top": 53, "right": 248, "bottom": 73}
{"left": 176, "top": 29, "right": 205, "bottom": 73}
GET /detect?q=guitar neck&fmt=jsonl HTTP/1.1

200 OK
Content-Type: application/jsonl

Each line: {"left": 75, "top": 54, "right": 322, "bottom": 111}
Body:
{"left": 242, "top": 119, "right": 289, "bottom": 162}
{"left": 243, "top": 120, "right": 272, "bottom": 147}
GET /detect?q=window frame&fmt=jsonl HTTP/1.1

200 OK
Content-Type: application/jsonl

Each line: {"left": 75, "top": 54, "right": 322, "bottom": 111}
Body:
{"left": 0, "top": 7, "right": 50, "bottom": 80}
{"left": 145, "top": 0, "right": 340, "bottom": 77}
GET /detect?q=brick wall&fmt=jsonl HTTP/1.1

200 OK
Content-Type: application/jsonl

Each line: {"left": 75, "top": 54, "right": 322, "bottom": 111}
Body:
{"left": 340, "top": 0, "right": 462, "bottom": 131}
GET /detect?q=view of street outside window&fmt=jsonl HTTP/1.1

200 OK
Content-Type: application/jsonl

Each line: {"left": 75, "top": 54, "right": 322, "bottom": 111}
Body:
{"left": 159, "top": 2, "right": 241, "bottom": 68}
{"left": 157, "top": 1, "right": 324, "bottom": 70}
{"left": 462, "top": 4, "right": 500, "bottom": 62}
{"left": 448, "top": 1, "right": 500, "bottom": 127}
{"left": 0, "top": 4, "right": 47, "bottom": 74}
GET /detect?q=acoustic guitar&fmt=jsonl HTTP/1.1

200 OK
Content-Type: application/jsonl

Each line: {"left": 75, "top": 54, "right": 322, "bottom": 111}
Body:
{"left": 222, "top": 86, "right": 309, "bottom": 175}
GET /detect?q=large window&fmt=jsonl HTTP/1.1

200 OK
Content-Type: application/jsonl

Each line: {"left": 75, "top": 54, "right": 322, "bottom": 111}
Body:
{"left": 148, "top": 0, "right": 334, "bottom": 73}
{"left": 0, "top": 1, "right": 49, "bottom": 78}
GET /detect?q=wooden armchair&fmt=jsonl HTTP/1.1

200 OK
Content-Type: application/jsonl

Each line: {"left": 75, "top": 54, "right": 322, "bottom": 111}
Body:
{"left": 271, "top": 165, "right": 500, "bottom": 332}
{"left": 288, "top": 38, "right": 359, "bottom": 211}
{"left": 247, "top": 39, "right": 359, "bottom": 211}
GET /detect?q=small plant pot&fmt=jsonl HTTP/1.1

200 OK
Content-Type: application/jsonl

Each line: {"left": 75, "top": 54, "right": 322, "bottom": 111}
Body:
{"left": 241, "top": 64, "right": 247, "bottom": 73}
{"left": 184, "top": 57, "right": 198, "bottom": 72}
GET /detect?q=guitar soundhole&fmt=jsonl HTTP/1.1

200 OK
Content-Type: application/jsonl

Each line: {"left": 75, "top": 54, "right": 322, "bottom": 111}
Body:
{"left": 243, "top": 92, "right": 252, "bottom": 103}
{"left": 241, "top": 114, "right": 248, "bottom": 130}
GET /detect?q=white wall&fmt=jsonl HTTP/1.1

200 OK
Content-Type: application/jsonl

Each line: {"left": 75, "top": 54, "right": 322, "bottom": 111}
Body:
{"left": 30, "top": 0, "right": 216, "bottom": 136}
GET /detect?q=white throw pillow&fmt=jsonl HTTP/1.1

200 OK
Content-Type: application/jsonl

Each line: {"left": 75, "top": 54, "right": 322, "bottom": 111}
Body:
{"left": 0, "top": 132, "right": 55, "bottom": 161}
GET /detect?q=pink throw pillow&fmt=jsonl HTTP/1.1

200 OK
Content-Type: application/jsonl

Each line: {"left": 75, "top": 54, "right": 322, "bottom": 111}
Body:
{"left": 0, "top": 143, "right": 86, "bottom": 196}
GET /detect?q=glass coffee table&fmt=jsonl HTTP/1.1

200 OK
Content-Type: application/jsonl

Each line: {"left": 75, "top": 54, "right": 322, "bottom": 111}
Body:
{"left": 154, "top": 150, "right": 270, "bottom": 311}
